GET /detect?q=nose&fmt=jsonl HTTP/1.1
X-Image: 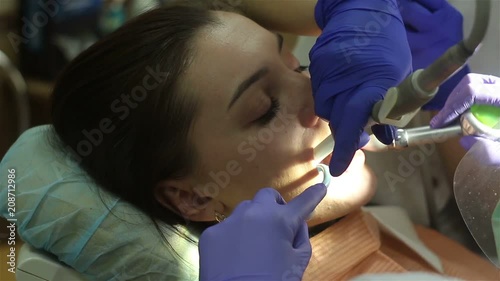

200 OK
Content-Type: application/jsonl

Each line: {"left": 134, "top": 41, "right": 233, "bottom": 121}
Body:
{"left": 297, "top": 78, "right": 319, "bottom": 128}
{"left": 299, "top": 106, "right": 320, "bottom": 128}
{"left": 281, "top": 68, "right": 318, "bottom": 128}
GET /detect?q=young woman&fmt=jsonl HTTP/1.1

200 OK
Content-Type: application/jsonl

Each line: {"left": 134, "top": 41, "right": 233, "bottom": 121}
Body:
{"left": 45, "top": 2, "right": 499, "bottom": 281}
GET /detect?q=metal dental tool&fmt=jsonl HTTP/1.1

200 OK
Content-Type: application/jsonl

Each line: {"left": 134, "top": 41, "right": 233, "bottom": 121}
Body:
{"left": 393, "top": 107, "right": 500, "bottom": 149}
{"left": 314, "top": 105, "right": 500, "bottom": 166}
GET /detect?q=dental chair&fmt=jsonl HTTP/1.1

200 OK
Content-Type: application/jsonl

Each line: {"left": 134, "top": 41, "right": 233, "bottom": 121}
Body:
{"left": 1, "top": 44, "right": 200, "bottom": 280}
{"left": 0, "top": 125, "right": 200, "bottom": 281}
{"left": 17, "top": 244, "right": 87, "bottom": 281}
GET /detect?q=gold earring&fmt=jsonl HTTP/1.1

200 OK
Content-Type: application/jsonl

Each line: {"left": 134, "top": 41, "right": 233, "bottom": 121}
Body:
{"left": 214, "top": 211, "right": 226, "bottom": 222}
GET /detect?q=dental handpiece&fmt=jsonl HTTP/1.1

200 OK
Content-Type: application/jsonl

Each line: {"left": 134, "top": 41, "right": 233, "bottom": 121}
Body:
{"left": 392, "top": 125, "right": 462, "bottom": 148}
{"left": 314, "top": 105, "right": 500, "bottom": 165}
{"left": 314, "top": 110, "right": 500, "bottom": 186}
{"left": 395, "top": 106, "right": 500, "bottom": 148}
{"left": 313, "top": 126, "right": 461, "bottom": 166}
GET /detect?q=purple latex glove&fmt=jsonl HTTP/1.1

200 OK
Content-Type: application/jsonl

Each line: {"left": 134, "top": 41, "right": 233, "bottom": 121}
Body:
{"left": 309, "top": 0, "right": 412, "bottom": 176}
{"left": 198, "top": 184, "right": 327, "bottom": 281}
{"left": 430, "top": 73, "right": 500, "bottom": 151}
{"left": 399, "top": 0, "right": 470, "bottom": 111}
{"left": 431, "top": 74, "right": 500, "bottom": 127}
{"left": 364, "top": 0, "right": 471, "bottom": 145}
{"left": 460, "top": 137, "right": 500, "bottom": 166}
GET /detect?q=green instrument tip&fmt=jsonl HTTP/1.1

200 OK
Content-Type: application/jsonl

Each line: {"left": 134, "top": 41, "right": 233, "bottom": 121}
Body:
{"left": 471, "top": 104, "right": 500, "bottom": 129}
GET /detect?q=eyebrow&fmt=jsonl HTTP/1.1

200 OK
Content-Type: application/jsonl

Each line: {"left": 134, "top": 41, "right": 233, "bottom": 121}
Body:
{"left": 227, "top": 33, "right": 284, "bottom": 111}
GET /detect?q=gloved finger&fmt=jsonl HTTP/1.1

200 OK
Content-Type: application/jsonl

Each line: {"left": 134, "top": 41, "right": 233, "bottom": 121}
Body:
{"left": 327, "top": 87, "right": 351, "bottom": 133}
{"left": 399, "top": 1, "right": 433, "bottom": 31}
{"left": 313, "top": 83, "right": 337, "bottom": 121}
{"left": 430, "top": 73, "right": 500, "bottom": 128}
{"left": 465, "top": 74, "right": 500, "bottom": 106}
{"left": 431, "top": 97, "right": 486, "bottom": 128}
{"left": 413, "top": 0, "right": 446, "bottom": 12}
{"left": 328, "top": 120, "right": 359, "bottom": 176}
{"left": 227, "top": 200, "right": 252, "bottom": 219}
{"left": 359, "top": 131, "right": 370, "bottom": 148}
{"left": 293, "top": 222, "right": 311, "bottom": 250}
{"left": 430, "top": 108, "right": 465, "bottom": 128}
{"left": 371, "top": 124, "right": 396, "bottom": 145}
{"left": 285, "top": 183, "right": 327, "bottom": 221}
{"left": 475, "top": 138, "right": 500, "bottom": 166}
{"left": 328, "top": 91, "right": 381, "bottom": 176}
{"left": 252, "top": 187, "right": 286, "bottom": 205}
{"left": 460, "top": 135, "right": 480, "bottom": 151}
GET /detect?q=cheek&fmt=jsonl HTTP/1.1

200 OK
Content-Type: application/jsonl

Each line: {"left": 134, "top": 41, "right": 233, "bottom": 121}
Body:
{"left": 208, "top": 133, "right": 312, "bottom": 202}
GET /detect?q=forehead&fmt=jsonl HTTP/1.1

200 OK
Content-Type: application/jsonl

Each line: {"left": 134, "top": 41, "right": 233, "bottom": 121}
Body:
{"left": 184, "top": 11, "right": 275, "bottom": 107}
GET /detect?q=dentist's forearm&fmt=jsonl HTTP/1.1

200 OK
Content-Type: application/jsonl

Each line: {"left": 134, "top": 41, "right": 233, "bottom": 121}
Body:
{"left": 240, "top": 0, "right": 321, "bottom": 36}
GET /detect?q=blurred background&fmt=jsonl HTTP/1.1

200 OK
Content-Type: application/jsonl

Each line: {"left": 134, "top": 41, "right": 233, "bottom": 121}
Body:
{"left": 0, "top": 2, "right": 164, "bottom": 278}
{"left": 0, "top": 0, "right": 168, "bottom": 161}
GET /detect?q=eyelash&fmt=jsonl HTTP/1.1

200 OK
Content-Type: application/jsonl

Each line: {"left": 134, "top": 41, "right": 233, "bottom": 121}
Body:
{"left": 256, "top": 96, "right": 280, "bottom": 125}
{"left": 254, "top": 65, "right": 306, "bottom": 126}
{"left": 295, "top": 65, "right": 309, "bottom": 73}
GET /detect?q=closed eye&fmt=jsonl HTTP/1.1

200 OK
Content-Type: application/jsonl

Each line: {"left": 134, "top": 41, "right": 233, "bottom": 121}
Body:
{"left": 295, "top": 65, "right": 309, "bottom": 73}
{"left": 256, "top": 96, "right": 280, "bottom": 125}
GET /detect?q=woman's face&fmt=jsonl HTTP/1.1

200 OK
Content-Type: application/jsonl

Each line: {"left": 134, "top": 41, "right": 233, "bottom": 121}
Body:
{"left": 178, "top": 11, "right": 376, "bottom": 226}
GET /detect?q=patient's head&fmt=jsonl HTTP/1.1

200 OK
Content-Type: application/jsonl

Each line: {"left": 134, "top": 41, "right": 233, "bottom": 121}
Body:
{"left": 51, "top": 5, "right": 376, "bottom": 229}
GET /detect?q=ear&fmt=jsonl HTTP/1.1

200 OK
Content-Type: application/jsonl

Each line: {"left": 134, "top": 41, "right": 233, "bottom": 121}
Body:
{"left": 154, "top": 179, "right": 220, "bottom": 222}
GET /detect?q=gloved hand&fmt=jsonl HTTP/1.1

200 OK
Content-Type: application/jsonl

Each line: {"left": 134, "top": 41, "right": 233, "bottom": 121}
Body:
{"left": 430, "top": 73, "right": 500, "bottom": 150}
{"left": 399, "top": 0, "right": 470, "bottom": 110}
{"left": 198, "top": 184, "right": 327, "bottom": 281}
{"left": 309, "top": 0, "right": 412, "bottom": 176}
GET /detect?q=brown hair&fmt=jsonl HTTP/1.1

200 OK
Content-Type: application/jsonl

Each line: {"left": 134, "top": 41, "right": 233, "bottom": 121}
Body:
{"left": 50, "top": 5, "right": 221, "bottom": 230}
